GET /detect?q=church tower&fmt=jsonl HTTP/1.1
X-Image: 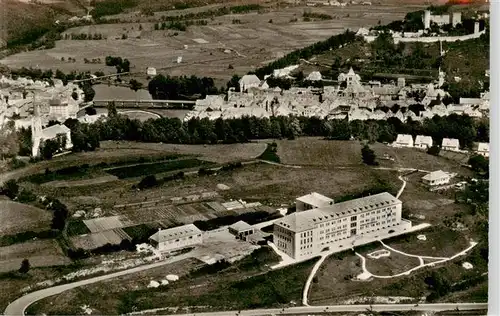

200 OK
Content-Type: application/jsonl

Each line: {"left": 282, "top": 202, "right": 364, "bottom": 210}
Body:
{"left": 31, "top": 94, "right": 43, "bottom": 157}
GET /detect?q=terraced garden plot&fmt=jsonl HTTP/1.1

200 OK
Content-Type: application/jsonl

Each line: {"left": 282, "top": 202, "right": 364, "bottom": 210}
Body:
{"left": 106, "top": 159, "right": 211, "bottom": 179}
{"left": 66, "top": 221, "right": 91, "bottom": 237}
{"left": 70, "top": 228, "right": 130, "bottom": 250}
{"left": 83, "top": 216, "right": 126, "bottom": 233}
{"left": 0, "top": 200, "right": 52, "bottom": 235}
{"left": 0, "top": 239, "right": 71, "bottom": 273}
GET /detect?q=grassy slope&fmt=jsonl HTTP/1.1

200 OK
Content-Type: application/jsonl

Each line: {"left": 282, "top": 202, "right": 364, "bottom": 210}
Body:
{"left": 0, "top": 0, "right": 86, "bottom": 48}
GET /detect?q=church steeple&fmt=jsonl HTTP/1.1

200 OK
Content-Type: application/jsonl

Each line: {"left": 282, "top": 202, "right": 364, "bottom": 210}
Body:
{"left": 31, "top": 93, "right": 43, "bottom": 157}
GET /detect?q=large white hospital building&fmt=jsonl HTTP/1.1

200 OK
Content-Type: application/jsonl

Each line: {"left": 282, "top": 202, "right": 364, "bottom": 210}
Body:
{"left": 273, "top": 192, "right": 411, "bottom": 259}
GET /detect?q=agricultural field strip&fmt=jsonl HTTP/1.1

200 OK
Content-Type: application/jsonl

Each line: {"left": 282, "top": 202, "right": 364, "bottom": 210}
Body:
{"left": 83, "top": 216, "right": 126, "bottom": 233}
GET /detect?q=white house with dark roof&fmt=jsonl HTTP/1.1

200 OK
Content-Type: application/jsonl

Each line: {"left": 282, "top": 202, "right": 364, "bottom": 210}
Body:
{"left": 414, "top": 135, "right": 433, "bottom": 150}
{"left": 273, "top": 192, "right": 411, "bottom": 259}
{"left": 296, "top": 192, "right": 334, "bottom": 212}
{"left": 149, "top": 224, "right": 203, "bottom": 252}
{"left": 442, "top": 138, "right": 460, "bottom": 151}
{"left": 422, "top": 170, "right": 451, "bottom": 186}
{"left": 228, "top": 220, "right": 254, "bottom": 240}
{"left": 476, "top": 142, "right": 489, "bottom": 158}
{"left": 393, "top": 134, "right": 414, "bottom": 148}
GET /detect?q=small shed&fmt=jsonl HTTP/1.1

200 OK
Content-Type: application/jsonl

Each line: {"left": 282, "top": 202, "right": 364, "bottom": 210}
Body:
{"left": 228, "top": 221, "right": 254, "bottom": 240}
{"left": 146, "top": 67, "right": 157, "bottom": 76}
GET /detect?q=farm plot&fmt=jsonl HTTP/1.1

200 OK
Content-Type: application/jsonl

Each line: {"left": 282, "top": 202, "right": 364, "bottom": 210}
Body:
{"left": 105, "top": 159, "right": 211, "bottom": 179}
{"left": 100, "top": 141, "right": 267, "bottom": 163}
{"left": 0, "top": 3, "right": 421, "bottom": 78}
{"left": 121, "top": 202, "right": 218, "bottom": 227}
{"left": 0, "top": 200, "right": 52, "bottom": 235}
{"left": 220, "top": 162, "right": 399, "bottom": 205}
{"left": 0, "top": 239, "right": 71, "bottom": 273}
{"left": 276, "top": 138, "right": 364, "bottom": 167}
{"left": 83, "top": 216, "right": 128, "bottom": 233}
{"left": 44, "top": 175, "right": 120, "bottom": 188}
{"left": 70, "top": 229, "right": 130, "bottom": 250}
{"left": 1, "top": 148, "right": 185, "bottom": 187}
{"left": 66, "top": 220, "right": 91, "bottom": 236}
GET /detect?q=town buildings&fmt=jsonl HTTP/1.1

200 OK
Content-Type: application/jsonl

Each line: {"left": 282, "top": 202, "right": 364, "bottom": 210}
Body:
{"left": 0, "top": 75, "right": 83, "bottom": 129}
{"left": 185, "top": 67, "right": 488, "bottom": 123}
{"left": 31, "top": 103, "right": 73, "bottom": 157}
{"left": 422, "top": 170, "right": 451, "bottom": 186}
{"left": 273, "top": 192, "right": 411, "bottom": 259}
{"left": 149, "top": 224, "right": 203, "bottom": 252}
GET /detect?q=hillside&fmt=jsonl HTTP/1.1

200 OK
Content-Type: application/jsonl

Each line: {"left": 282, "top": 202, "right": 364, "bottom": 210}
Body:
{"left": 0, "top": 0, "right": 88, "bottom": 47}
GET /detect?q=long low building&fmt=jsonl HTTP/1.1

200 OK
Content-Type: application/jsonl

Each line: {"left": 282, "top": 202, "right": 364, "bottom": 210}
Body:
{"left": 273, "top": 192, "right": 411, "bottom": 259}
{"left": 149, "top": 224, "right": 203, "bottom": 252}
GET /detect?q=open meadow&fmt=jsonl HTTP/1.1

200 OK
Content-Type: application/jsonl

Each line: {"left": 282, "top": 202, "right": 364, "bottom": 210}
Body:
{"left": 0, "top": 200, "right": 52, "bottom": 236}
{"left": 276, "top": 138, "right": 474, "bottom": 173}
{"left": 0, "top": 240, "right": 71, "bottom": 273}
{"left": 0, "top": 2, "right": 425, "bottom": 79}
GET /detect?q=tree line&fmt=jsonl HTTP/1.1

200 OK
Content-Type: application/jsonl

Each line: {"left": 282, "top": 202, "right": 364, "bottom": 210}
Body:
{"left": 64, "top": 33, "right": 106, "bottom": 40}
{"left": 154, "top": 20, "right": 208, "bottom": 31}
{"left": 65, "top": 108, "right": 488, "bottom": 153}
{"left": 105, "top": 56, "right": 131, "bottom": 73}
{"left": 148, "top": 74, "right": 222, "bottom": 100}
{"left": 157, "top": 4, "right": 263, "bottom": 23}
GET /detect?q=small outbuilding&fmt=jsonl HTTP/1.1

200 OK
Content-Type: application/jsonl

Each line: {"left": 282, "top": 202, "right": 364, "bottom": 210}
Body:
{"left": 146, "top": 67, "right": 157, "bottom": 76}
{"left": 228, "top": 221, "right": 254, "bottom": 240}
{"left": 422, "top": 170, "right": 451, "bottom": 186}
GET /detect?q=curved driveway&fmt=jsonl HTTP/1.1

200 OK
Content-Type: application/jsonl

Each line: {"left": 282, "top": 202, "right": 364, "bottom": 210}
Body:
{"left": 3, "top": 253, "right": 192, "bottom": 316}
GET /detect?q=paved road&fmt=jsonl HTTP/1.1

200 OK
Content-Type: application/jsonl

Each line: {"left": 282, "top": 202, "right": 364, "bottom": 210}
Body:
{"left": 144, "top": 303, "right": 488, "bottom": 316}
{"left": 3, "top": 253, "right": 193, "bottom": 316}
